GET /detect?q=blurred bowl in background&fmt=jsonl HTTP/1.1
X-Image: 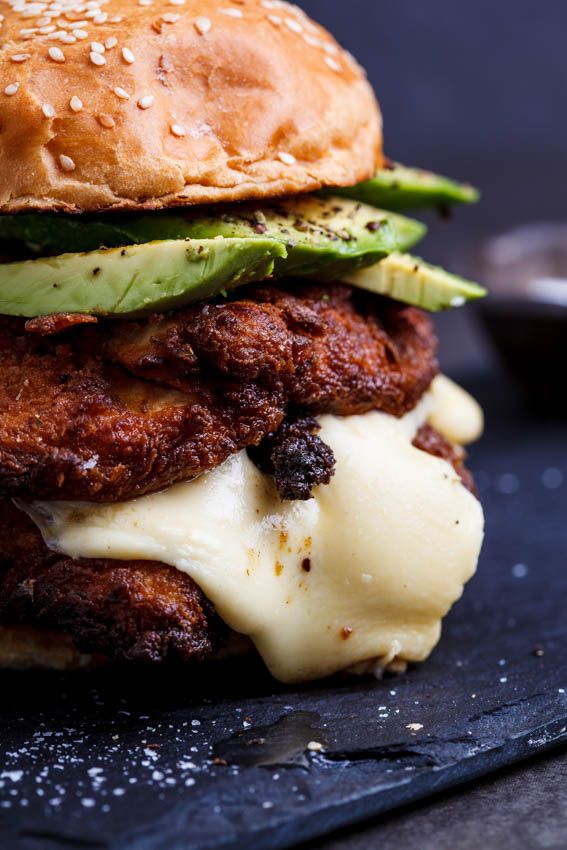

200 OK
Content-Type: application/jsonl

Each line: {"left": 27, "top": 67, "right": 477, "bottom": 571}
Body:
{"left": 476, "top": 223, "right": 567, "bottom": 417}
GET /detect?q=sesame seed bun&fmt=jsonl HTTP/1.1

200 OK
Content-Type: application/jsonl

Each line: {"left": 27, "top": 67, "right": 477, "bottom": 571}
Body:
{"left": 0, "top": 0, "right": 383, "bottom": 213}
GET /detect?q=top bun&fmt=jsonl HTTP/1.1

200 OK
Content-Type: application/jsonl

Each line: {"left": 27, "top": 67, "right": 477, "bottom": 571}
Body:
{"left": 0, "top": 0, "right": 382, "bottom": 213}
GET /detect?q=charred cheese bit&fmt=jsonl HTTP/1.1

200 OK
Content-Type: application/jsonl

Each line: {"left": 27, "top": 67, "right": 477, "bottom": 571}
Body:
{"left": 24, "top": 378, "right": 484, "bottom": 684}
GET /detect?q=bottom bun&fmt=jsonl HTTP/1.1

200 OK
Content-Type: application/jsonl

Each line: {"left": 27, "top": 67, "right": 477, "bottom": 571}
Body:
{"left": 0, "top": 625, "right": 101, "bottom": 670}
{"left": 0, "top": 625, "right": 254, "bottom": 671}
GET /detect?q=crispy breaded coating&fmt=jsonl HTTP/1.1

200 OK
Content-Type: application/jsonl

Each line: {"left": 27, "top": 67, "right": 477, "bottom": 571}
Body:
{"left": 247, "top": 414, "right": 336, "bottom": 501}
{"left": 106, "top": 283, "right": 437, "bottom": 417}
{"left": 0, "top": 283, "right": 438, "bottom": 502}
{"left": 0, "top": 501, "right": 221, "bottom": 663}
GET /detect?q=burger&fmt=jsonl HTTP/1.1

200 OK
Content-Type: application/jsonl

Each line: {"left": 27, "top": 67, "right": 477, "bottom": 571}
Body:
{"left": 0, "top": 0, "right": 486, "bottom": 683}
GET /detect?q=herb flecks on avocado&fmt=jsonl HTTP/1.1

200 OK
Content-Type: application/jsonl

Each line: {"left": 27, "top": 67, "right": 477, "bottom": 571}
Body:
{"left": 0, "top": 196, "right": 424, "bottom": 269}
{"left": 0, "top": 197, "right": 429, "bottom": 317}
{"left": 0, "top": 192, "right": 485, "bottom": 317}
{"left": 0, "top": 238, "right": 286, "bottom": 317}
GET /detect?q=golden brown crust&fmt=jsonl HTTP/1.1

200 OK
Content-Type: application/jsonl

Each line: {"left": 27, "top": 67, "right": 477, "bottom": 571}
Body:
{"left": 0, "top": 285, "right": 438, "bottom": 502}
{"left": 0, "top": 499, "right": 222, "bottom": 663}
{"left": 0, "top": 0, "right": 382, "bottom": 213}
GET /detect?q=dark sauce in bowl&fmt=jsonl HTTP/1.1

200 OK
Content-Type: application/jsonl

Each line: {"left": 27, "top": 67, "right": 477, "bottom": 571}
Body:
{"left": 476, "top": 223, "right": 567, "bottom": 416}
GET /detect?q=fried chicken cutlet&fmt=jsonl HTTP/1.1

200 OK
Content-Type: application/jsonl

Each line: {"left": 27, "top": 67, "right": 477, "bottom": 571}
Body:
{"left": 0, "top": 284, "right": 437, "bottom": 503}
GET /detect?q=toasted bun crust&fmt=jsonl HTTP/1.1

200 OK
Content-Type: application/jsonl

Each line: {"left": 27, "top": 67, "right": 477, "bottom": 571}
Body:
{"left": 0, "top": 0, "right": 382, "bottom": 213}
{"left": 0, "top": 626, "right": 100, "bottom": 670}
{"left": 0, "top": 626, "right": 253, "bottom": 670}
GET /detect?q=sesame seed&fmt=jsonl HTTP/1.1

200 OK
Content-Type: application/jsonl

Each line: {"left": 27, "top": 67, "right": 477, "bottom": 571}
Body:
{"left": 60, "top": 33, "right": 76, "bottom": 43}
{"left": 36, "top": 16, "right": 51, "bottom": 25}
{"left": 11, "top": 53, "right": 31, "bottom": 62}
{"left": 138, "top": 0, "right": 151, "bottom": 5}
{"left": 303, "top": 33, "right": 321, "bottom": 48}
{"left": 169, "top": 0, "right": 185, "bottom": 5}
{"left": 38, "top": 24, "right": 56, "bottom": 32}
{"left": 170, "top": 123, "right": 186, "bottom": 137}
{"left": 4, "top": 82, "right": 20, "bottom": 96}
{"left": 59, "top": 153, "right": 76, "bottom": 171}
{"left": 90, "top": 41, "right": 104, "bottom": 53}
{"left": 69, "top": 95, "right": 83, "bottom": 111}
{"left": 105, "top": 36, "right": 117, "bottom": 48}
{"left": 267, "top": 14, "right": 281, "bottom": 25}
{"left": 284, "top": 18, "right": 302, "bottom": 33}
{"left": 194, "top": 16, "right": 211, "bottom": 34}
{"left": 97, "top": 112, "right": 115, "bottom": 128}
{"left": 41, "top": 102, "right": 55, "bottom": 118}
{"left": 89, "top": 51, "right": 105, "bottom": 65}
{"left": 323, "top": 42, "right": 339, "bottom": 55}
{"left": 113, "top": 85, "right": 130, "bottom": 99}
{"left": 19, "top": 27, "right": 38, "bottom": 35}
{"left": 161, "top": 12, "right": 179, "bottom": 22}
{"left": 325, "top": 56, "right": 341, "bottom": 72}
{"left": 278, "top": 151, "right": 296, "bottom": 165}
{"left": 93, "top": 12, "right": 107, "bottom": 23}
{"left": 121, "top": 46, "right": 135, "bottom": 64}
{"left": 73, "top": 29, "right": 88, "bottom": 38}
{"left": 219, "top": 7, "right": 242, "bottom": 17}
{"left": 137, "top": 95, "right": 154, "bottom": 109}
{"left": 48, "top": 45, "right": 65, "bottom": 61}
{"left": 110, "top": 14, "right": 123, "bottom": 22}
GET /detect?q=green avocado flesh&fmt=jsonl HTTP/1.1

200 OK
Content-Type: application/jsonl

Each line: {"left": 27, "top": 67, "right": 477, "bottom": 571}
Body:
{"left": 343, "top": 253, "right": 486, "bottom": 311}
{"left": 0, "top": 196, "right": 424, "bottom": 269}
{"left": 0, "top": 238, "right": 287, "bottom": 317}
{"left": 0, "top": 196, "right": 427, "bottom": 317}
{"left": 334, "top": 163, "right": 480, "bottom": 211}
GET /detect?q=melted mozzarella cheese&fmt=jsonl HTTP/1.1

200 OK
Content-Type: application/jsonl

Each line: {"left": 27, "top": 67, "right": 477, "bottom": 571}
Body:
{"left": 429, "top": 375, "right": 484, "bottom": 445}
{"left": 24, "top": 377, "right": 484, "bottom": 684}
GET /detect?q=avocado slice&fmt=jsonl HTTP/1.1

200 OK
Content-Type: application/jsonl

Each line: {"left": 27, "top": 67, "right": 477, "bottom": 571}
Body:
{"left": 0, "top": 238, "right": 287, "bottom": 317}
{"left": 0, "top": 196, "right": 425, "bottom": 274}
{"left": 342, "top": 253, "right": 486, "bottom": 311}
{"left": 333, "top": 163, "right": 480, "bottom": 211}
{"left": 0, "top": 197, "right": 430, "bottom": 318}
{"left": 172, "top": 197, "right": 426, "bottom": 277}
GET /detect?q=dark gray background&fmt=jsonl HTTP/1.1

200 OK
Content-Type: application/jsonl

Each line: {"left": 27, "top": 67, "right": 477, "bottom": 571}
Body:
{"left": 301, "top": 0, "right": 567, "bottom": 373}
{"left": 301, "top": 0, "right": 566, "bottom": 234}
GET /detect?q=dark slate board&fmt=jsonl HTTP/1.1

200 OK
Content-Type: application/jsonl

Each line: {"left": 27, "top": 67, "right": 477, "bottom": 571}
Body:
{"left": 1, "top": 375, "right": 566, "bottom": 850}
